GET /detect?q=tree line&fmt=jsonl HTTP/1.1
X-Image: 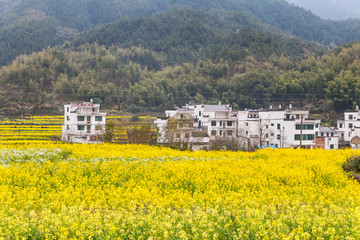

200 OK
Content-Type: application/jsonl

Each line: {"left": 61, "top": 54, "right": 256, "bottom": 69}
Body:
{"left": 2, "top": 34, "right": 360, "bottom": 117}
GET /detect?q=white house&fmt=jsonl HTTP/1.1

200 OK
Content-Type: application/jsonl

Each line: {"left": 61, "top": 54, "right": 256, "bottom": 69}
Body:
{"left": 314, "top": 127, "right": 339, "bottom": 150}
{"left": 155, "top": 103, "right": 237, "bottom": 150}
{"left": 156, "top": 103, "right": 323, "bottom": 150}
{"left": 337, "top": 110, "right": 360, "bottom": 141}
{"left": 62, "top": 100, "right": 106, "bottom": 143}
{"left": 237, "top": 108, "right": 321, "bottom": 149}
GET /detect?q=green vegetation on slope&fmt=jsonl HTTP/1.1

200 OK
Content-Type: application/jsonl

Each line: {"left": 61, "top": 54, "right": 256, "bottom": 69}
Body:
{"left": 1, "top": 0, "right": 360, "bottom": 66}
{"left": 0, "top": 11, "right": 318, "bottom": 116}
{"left": 3, "top": 21, "right": 360, "bottom": 117}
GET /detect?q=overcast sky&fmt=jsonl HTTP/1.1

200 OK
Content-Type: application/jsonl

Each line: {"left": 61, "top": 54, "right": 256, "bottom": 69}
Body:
{"left": 286, "top": 0, "right": 360, "bottom": 20}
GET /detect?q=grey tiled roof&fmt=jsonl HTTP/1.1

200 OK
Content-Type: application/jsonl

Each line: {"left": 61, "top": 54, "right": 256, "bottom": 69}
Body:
{"left": 204, "top": 105, "right": 230, "bottom": 111}
{"left": 320, "top": 127, "right": 335, "bottom": 133}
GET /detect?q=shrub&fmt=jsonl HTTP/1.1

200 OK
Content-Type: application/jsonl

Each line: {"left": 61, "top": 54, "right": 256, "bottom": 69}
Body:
{"left": 343, "top": 155, "right": 360, "bottom": 173}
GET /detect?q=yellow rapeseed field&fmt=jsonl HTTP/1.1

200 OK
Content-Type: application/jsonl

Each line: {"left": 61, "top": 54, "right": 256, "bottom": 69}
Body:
{"left": 0, "top": 144, "right": 358, "bottom": 239}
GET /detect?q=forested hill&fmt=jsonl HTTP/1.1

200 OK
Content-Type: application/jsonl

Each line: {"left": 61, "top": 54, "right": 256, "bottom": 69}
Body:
{"left": 2, "top": 10, "right": 360, "bottom": 118}
{"left": 0, "top": 10, "right": 319, "bottom": 116}
{"left": 71, "top": 10, "right": 282, "bottom": 67}
{"left": 2, "top": 0, "right": 360, "bottom": 66}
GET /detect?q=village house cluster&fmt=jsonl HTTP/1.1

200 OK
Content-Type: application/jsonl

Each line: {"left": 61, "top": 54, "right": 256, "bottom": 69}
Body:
{"left": 61, "top": 100, "right": 360, "bottom": 150}
{"left": 155, "top": 103, "right": 352, "bottom": 150}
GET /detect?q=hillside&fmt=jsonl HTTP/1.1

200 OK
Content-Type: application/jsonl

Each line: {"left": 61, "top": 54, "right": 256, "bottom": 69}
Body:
{"left": 3, "top": 11, "right": 360, "bottom": 117}
{"left": 1, "top": 0, "right": 360, "bottom": 66}
{"left": 0, "top": 10, "right": 320, "bottom": 116}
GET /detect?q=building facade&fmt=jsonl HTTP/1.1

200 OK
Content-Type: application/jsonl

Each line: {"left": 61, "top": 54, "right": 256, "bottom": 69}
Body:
{"left": 155, "top": 103, "right": 238, "bottom": 150}
{"left": 237, "top": 109, "right": 321, "bottom": 149}
{"left": 337, "top": 111, "right": 360, "bottom": 142}
{"left": 314, "top": 127, "right": 339, "bottom": 150}
{"left": 156, "top": 103, "right": 322, "bottom": 150}
{"left": 62, "top": 100, "right": 106, "bottom": 143}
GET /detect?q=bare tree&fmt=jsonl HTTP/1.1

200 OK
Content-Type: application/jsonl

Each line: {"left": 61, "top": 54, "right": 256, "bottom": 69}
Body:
{"left": 164, "top": 115, "right": 193, "bottom": 149}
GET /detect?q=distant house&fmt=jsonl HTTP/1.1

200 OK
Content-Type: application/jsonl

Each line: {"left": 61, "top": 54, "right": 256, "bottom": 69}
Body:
{"left": 337, "top": 110, "right": 360, "bottom": 142}
{"left": 155, "top": 103, "right": 237, "bottom": 150}
{"left": 156, "top": 103, "right": 322, "bottom": 150}
{"left": 314, "top": 127, "right": 339, "bottom": 150}
{"left": 237, "top": 107, "right": 321, "bottom": 149}
{"left": 62, "top": 100, "right": 106, "bottom": 143}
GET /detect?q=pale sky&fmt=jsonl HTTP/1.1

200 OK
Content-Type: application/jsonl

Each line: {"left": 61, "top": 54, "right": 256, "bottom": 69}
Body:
{"left": 286, "top": 0, "right": 360, "bottom": 20}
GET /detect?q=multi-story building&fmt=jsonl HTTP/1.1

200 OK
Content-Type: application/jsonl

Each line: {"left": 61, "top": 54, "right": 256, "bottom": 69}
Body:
{"left": 337, "top": 110, "right": 360, "bottom": 141}
{"left": 194, "top": 104, "right": 237, "bottom": 140}
{"left": 156, "top": 103, "right": 322, "bottom": 150}
{"left": 62, "top": 100, "right": 106, "bottom": 143}
{"left": 155, "top": 107, "right": 209, "bottom": 150}
{"left": 314, "top": 127, "right": 339, "bottom": 150}
{"left": 237, "top": 108, "right": 321, "bottom": 149}
{"left": 155, "top": 103, "right": 237, "bottom": 150}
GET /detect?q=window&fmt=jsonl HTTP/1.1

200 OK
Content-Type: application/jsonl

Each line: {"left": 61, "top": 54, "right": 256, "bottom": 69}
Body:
{"left": 330, "top": 144, "right": 334, "bottom": 149}
{"left": 266, "top": 125, "right": 268, "bottom": 129}
{"left": 321, "top": 132, "right": 324, "bottom": 137}
{"left": 67, "top": 116, "right": 70, "bottom": 121}
{"left": 92, "top": 108, "right": 95, "bottom": 112}
{"left": 271, "top": 133, "right": 274, "bottom": 136}
{"left": 199, "top": 111, "right": 201, "bottom": 117}
{"left": 211, "top": 130, "right": 216, "bottom": 136}
{"left": 227, "top": 121, "right": 233, "bottom": 127}
{"left": 227, "top": 131, "right": 233, "bottom": 136}
{"left": 316, "top": 123, "right": 319, "bottom": 128}
{"left": 339, "top": 123, "right": 343, "bottom": 128}
{"left": 95, "top": 125, "right": 102, "bottom": 131}
{"left": 78, "top": 116, "right": 85, "bottom": 121}
{"left": 349, "top": 123, "right": 353, "bottom": 128}
{"left": 95, "top": 116, "right": 102, "bottom": 121}
{"left": 266, "top": 133, "right": 268, "bottom": 138}
{"left": 67, "top": 107, "right": 69, "bottom": 112}
{"left": 277, "top": 134, "right": 280, "bottom": 140}
{"left": 271, "top": 123, "right": 274, "bottom": 126}
{"left": 294, "top": 134, "right": 315, "bottom": 141}
{"left": 185, "top": 133, "right": 190, "bottom": 138}
{"left": 349, "top": 115, "right": 353, "bottom": 120}
{"left": 246, "top": 123, "right": 248, "bottom": 127}
{"left": 331, "top": 132, "right": 334, "bottom": 137}
{"left": 67, "top": 125, "right": 70, "bottom": 130}
{"left": 220, "top": 130, "right": 222, "bottom": 136}
{"left": 296, "top": 124, "right": 314, "bottom": 130}
{"left": 211, "top": 121, "right": 216, "bottom": 126}
{"left": 296, "top": 114, "right": 300, "bottom": 119}
{"left": 246, "top": 131, "right": 248, "bottom": 135}
{"left": 277, "top": 124, "right": 280, "bottom": 130}
{"left": 77, "top": 125, "right": 85, "bottom": 131}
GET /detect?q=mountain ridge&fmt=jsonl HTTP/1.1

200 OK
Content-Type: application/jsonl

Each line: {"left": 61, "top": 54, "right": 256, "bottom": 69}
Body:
{"left": 1, "top": 0, "right": 360, "bottom": 66}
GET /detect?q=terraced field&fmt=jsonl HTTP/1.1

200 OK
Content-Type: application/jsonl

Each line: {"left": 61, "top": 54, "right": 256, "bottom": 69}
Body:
{"left": 0, "top": 116, "right": 156, "bottom": 144}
